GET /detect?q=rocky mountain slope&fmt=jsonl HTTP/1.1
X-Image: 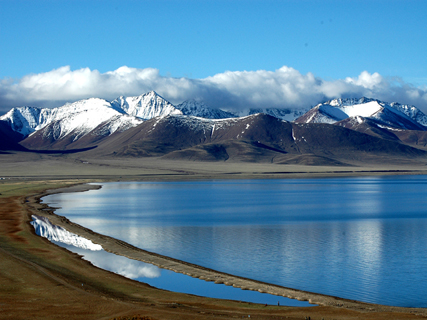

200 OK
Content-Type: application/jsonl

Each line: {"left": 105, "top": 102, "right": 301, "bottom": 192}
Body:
{"left": 86, "top": 113, "right": 427, "bottom": 164}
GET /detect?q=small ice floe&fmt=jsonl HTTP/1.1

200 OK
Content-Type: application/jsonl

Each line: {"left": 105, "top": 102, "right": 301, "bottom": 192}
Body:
{"left": 30, "top": 215, "right": 102, "bottom": 251}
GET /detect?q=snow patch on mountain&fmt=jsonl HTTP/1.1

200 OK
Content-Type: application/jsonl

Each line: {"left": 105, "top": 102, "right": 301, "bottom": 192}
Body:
{"left": 31, "top": 215, "right": 102, "bottom": 251}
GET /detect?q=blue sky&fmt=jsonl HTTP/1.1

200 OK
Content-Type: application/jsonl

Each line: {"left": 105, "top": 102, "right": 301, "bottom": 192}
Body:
{"left": 1, "top": 0, "right": 427, "bottom": 113}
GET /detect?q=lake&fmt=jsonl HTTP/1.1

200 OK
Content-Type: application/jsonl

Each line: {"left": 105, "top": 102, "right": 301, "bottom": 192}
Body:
{"left": 42, "top": 176, "right": 427, "bottom": 307}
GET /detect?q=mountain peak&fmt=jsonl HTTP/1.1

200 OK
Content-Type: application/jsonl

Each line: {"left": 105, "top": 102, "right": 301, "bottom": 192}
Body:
{"left": 0, "top": 106, "right": 43, "bottom": 136}
{"left": 111, "top": 92, "right": 181, "bottom": 120}
{"left": 143, "top": 90, "right": 163, "bottom": 99}
{"left": 176, "top": 99, "right": 236, "bottom": 119}
{"left": 297, "top": 97, "right": 427, "bottom": 131}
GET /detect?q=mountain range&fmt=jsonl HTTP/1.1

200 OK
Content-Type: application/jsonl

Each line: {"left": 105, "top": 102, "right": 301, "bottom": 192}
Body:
{"left": 1, "top": 91, "right": 427, "bottom": 165}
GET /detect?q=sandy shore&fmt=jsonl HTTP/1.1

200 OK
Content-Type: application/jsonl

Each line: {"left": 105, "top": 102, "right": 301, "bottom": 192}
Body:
{"left": 24, "top": 182, "right": 427, "bottom": 317}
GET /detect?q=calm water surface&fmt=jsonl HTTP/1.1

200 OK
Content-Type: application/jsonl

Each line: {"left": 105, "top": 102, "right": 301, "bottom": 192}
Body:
{"left": 43, "top": 176, "right": 427, "bottom": 307}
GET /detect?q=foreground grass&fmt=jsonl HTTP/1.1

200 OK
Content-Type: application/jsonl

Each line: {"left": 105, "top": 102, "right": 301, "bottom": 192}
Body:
{"left": 0, "top": 180, "right": 89, "bottom": 198}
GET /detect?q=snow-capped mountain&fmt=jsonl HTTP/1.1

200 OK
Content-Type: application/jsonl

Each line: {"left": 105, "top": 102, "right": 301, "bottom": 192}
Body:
{"left": 250, "top": 108, "right": 308, "bottom": 121}
{"left": 0, "top": 91, "right": 249, "bottom": 145}
{"left": 232, "top": 107, "right": 308, "bottom": 121}
{"left": 176, "top": 99, "right": 237, "bottom": 119}
{"left": 295, "top": 97, "right": 427, "bottom": 131}
{"left": 389, "top": 102, "right": 427, "bottom": 127}
{"left": 3, "top": 92, "right": 427, "bottom": 159}
{"left": 0, "top": 98, "right": 143, "bottom": 143}
{"left": 0, "top": 92, "right": 185, "bottom": 139}
{"left": 111, "top": 91, "right": 182, "bottom": 120}
{"left": 174, "top": 99, "right": 306, "bottom": 121}
{"left": 1, "top": 106, "right": 48, "bottom": 136}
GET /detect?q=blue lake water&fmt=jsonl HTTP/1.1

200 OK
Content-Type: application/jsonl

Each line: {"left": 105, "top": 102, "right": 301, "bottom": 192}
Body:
{"left": 43, "top": 176, "right": 427, "bottom": 307}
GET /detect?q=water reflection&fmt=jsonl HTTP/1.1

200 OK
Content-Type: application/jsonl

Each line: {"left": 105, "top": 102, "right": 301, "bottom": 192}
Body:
{"left": 56, "top": 243, "right": 161, "bottom": 279}
{"left": 43, "top": 176, "right": 427, "bottom": 307}
{"left": 55, "top": 242, "right": 311, "bottom": 307}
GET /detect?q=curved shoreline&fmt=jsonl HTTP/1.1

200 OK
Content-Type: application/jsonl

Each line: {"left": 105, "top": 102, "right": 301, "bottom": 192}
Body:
{"left": 24, "top": 182, "right": 427, "bottom": 316}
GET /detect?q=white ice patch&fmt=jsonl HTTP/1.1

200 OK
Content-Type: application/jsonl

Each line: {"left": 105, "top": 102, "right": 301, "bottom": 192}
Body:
{"left": 31, "top": 215, "right": 102, "bottom": 251}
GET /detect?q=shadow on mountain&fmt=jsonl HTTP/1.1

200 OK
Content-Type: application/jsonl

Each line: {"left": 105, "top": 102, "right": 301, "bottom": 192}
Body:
{"left": 0, "top": 120, "right": 26, "bottom": 152}
{"left": 26, "top": 146, "right": 98, "bottom": 154}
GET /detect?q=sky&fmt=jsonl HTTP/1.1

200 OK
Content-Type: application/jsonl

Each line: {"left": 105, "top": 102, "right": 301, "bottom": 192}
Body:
{"left": 1, "top": 0, "right": 427, "bottom": 115}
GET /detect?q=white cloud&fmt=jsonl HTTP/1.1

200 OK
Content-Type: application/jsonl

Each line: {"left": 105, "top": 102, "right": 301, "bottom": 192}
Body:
{"left": 1, "top": 65, "right": 427, "bottom": 114}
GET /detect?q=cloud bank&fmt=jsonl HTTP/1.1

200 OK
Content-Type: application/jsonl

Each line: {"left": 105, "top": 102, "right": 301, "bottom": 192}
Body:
{"left": 1, "top": 65, "right": 427, "bottom": 114}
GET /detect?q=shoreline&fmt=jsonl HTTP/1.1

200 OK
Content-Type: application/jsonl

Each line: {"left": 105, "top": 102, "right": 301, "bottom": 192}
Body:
{"left": 24, "top": 181, "right": 427, "bottom": 317}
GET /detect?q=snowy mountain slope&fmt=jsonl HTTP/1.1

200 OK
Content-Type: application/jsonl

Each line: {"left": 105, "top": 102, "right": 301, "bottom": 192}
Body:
{"left": 295, "top": 97, "right": 427, "bottom": 131}
{"left": 111, "top": 91, "right": 182, "bottom": 120}
{"left": 0, "top": 106, "right": 46, "bottom": 136}
{"left": 176, "top": 99, "right": 237, "bottom": 119}
{"left": 294, "top": 104, "right": 348, "bottom": 124}
{"left": 175, "top": 99, "right": 307, "bottom": 121}
{"left": 0, "top": 98, "right": 142, "bottom": 139}
{"left": 37, "top": 98, "right": 142, "bottom": 141}
{"left": 20, "top": 111, "right": 143, "bottom": 150}
{"left": 389, "top": 102, "right": 427, "bottom": 126}
{"left": 232, "top": 107, "right": 308, "bottom": 121}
